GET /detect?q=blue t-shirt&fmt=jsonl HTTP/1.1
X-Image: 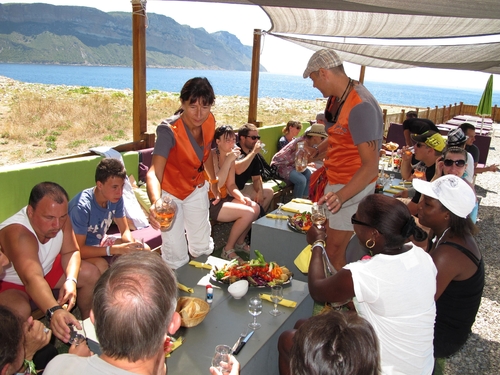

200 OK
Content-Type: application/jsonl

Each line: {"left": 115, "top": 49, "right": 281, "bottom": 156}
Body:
{"left": 69, "top": 188, "right": 125, "bottom": 246}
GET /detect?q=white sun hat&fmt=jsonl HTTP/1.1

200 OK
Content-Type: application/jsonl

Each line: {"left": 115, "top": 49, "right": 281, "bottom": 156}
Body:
{"left": 412, "top": 175, "right": 475, "bottom": 218}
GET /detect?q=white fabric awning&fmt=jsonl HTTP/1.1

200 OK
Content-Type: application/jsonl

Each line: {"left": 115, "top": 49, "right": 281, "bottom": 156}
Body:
{"left": 270, "top": 34, "right": 500, "bottom": 74}
{"left": 162, "top": 0, "right": 500, "bottom": 73}
{"left": 263, "top": 7, "right": 500, "bottom": 39}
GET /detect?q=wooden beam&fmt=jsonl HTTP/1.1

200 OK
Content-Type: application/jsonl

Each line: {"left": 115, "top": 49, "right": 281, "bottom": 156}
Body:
{"left": 132, "top": 0, "right": 147, "bottom": 146}
{"left": 248, "top": 29, "right": 262, "bottom": 126}
{"left": 359, "top": 65, "right": 366, "bottom": 84}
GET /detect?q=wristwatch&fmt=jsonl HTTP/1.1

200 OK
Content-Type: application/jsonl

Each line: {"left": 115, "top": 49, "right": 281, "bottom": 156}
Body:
{"left": 46, "top": 305, "right": 63, "bottom": 322}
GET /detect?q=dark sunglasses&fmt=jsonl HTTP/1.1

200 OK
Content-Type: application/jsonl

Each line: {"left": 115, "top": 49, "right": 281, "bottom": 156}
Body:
{"left": 351, "top": 214, "right": 378, "bottom": 232}
{"left": 245, "top": 135, "right": 261, "bottom": 140}
{"left": 443, "top": 159, "right": 466, "bottom": 167}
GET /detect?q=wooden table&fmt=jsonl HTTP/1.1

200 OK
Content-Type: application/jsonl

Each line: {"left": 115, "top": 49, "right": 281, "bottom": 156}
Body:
{"left": 85, "top": 255, "right": 313, "bottom": 375}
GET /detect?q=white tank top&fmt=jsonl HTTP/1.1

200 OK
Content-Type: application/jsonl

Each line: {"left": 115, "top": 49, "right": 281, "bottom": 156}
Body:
{"left": 0, "top": 207, "right": 63, "bottom": 285}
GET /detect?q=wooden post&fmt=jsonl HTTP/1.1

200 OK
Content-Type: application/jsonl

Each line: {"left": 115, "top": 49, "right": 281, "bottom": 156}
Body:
{"left": 382, "top": 109, "right": 387, "bottom": 137}
{"left": 132, "top": 0, "right": 147, "bottom": 147}
{"left": 459, "top": 102, "right": 464, "bottom": 116}
{"left": 400, "top": 109, "right": 405, "bottom": 123}
{"left": 359, "top": 66, "right": 366, "bottom": 84}
{"left": 426, "top": 107, "right": 430, "bottom": 119}
{"left": 248, "top": 29, "right": 262, "bottom": 126}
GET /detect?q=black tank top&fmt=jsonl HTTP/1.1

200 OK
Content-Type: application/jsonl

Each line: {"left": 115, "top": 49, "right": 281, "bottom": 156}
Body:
{"left": 434, "top": 241, "right": 484, "bottom": 358}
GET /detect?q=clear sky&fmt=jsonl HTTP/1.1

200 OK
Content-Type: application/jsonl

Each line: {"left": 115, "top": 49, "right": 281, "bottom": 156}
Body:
{"left": 1, "top": 0, "right": 499, "bottom": 91}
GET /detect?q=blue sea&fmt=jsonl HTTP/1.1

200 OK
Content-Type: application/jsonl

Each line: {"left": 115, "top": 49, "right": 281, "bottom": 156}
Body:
{"left": 0, "top": 63, "right": 498, "bottom": 108}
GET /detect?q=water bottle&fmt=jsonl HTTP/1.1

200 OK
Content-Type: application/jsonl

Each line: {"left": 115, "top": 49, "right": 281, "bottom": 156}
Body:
{"left": 295, "top": 141, "right": 308, "bottom": 172}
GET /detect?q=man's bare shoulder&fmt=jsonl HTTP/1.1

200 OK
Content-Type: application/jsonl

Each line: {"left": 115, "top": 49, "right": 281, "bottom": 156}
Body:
{"left": 0, "top": 223, "right": 38, "bottom": 254}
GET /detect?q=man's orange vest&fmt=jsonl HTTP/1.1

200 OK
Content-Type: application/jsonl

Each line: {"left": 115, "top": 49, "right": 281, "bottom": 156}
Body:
{"left": 161, "top": 113, "right": 215, "bottom": 200}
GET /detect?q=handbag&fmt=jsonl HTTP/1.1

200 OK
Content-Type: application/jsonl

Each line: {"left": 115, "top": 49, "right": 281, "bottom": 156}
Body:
{"left": 308, "top": 166, "right": 327, "bottom": 202}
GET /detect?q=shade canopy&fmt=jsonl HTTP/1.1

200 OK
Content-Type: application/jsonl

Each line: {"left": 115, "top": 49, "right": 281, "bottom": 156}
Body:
{"left": 174, "top": 0, "right": 500, "bottom": 74}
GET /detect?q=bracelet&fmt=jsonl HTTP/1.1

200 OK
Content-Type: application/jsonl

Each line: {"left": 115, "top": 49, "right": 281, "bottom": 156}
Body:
{"left": 66, "top": 277, "right": 77, "bottom": 284}
{"left": 22, "top": 359, "right": 36, "bottom": 375}
{"left": 210, "top": 177, "right": 219, "bottom": 184}
{"left": 311, "top": 240, "right": 326, "bottom": 252}
{"left": 106, "top": 246, "right": 111, "bottom": 257}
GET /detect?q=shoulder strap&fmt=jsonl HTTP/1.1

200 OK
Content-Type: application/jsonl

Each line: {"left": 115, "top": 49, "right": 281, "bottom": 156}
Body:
{"left": 440, "top": 241, "right": 481, "bottom": 267}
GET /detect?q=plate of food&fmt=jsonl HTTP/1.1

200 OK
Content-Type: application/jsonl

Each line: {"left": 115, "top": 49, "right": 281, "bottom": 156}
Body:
{"left": 287, "top": 211, "right": 312, "bottom": 234}
{"left": 211, "top": 250, "right": 293, "bottom": 288}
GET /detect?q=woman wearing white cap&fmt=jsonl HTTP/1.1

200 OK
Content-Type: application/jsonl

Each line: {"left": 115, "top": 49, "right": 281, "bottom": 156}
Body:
{"left": 413, "top": 175, "right": 484, "bottom": 361}
{"left": 271, "top": 124, "right": 327, "bottom": 198}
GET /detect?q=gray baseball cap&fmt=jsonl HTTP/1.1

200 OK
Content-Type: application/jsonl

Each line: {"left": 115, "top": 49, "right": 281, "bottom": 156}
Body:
{"left": 303, "top": 49, "right": 343, "bottom": 79}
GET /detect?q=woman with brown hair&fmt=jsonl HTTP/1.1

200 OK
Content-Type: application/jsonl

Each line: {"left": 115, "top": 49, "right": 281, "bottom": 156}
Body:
{"left": 277, "top": 120, "right": 302, "bottom": 151}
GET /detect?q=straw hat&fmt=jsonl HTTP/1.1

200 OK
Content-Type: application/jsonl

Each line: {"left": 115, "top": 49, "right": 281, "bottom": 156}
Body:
{"left": 305, "top": 124, "right": 327, "bottom": 138}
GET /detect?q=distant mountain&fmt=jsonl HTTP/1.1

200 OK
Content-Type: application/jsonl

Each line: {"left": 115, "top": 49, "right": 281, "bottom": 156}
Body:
{"left": 0, "top": 3, "right": 266, "bottom": 71}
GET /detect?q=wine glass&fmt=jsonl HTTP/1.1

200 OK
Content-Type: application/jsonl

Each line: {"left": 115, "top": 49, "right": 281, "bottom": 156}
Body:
{"left": 413, "top": 163, "right": 427, "bottom": 180}
{"left": 311, "top": 203, "right": 327, "bottom": 229}
{"left": 277, "top": 202, "right": 284, "bottom": 215}
{"left": 68, "top": 320, "right": 86, "bottom": 346}
{"left": 248, "top": 296, "right": 262, "bottom": 330}
{"left": 211, "top": 344, "right": 232, "bottom": 374}
{"left": 260, "top": 142, "right": 268, "bottom": 155}
{"left": 269, "top": 285, "right": 283, "bottom": 316}
{"left": 389, "top": 173, "right": 395, "bottom": 187}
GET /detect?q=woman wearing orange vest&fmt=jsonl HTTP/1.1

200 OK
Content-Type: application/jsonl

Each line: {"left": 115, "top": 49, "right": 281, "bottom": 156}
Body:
{"left": 146, "top": 77, "right": 219, "bottom": 269}
{"left": 207, "top": 125, "right": 260, "bottom": 264}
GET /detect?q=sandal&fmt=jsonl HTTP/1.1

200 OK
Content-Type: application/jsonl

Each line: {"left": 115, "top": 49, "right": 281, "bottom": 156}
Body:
{"left": 222, "top": 248, "right": 245, "bottom": 265}
{"left": 234, "top": 242, "right": 251, "bottom": 254}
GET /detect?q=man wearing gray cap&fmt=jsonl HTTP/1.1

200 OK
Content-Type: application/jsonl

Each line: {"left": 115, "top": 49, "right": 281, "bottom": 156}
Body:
{"left": 303, "top": 49, "right": 383, "bottom": 270}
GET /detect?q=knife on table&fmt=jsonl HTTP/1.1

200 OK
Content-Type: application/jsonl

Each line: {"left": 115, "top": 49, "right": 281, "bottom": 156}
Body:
{"left": 232, "top": 330, "right": 254, "bottom": 355}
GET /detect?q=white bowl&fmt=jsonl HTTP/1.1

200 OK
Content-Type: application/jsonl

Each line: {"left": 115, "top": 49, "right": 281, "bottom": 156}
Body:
{"left": 228, "top": 280, "right": 249, "bottom": 299}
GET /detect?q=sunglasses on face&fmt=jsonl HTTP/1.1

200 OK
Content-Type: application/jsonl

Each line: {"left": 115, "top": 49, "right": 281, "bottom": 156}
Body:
{"left": 351, "top": 214, "right": 378, "bottom": 231}
{"left": 443, "top": 159, "right": 466, "bottom": 167}
{"left": 245, "top": 135, "right": 261, "bottom": 140}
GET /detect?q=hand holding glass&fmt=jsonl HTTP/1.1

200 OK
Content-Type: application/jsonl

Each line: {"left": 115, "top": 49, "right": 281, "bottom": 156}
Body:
{"left": 269, "top": 285, "right": 283, "bottom": 316}
{"left": 248, "top": 296, "right": 262, "bottom": 330}
{"left": 154, "top": 196, "right": 178, "bottom": 231}
{"left": 211, "top": 345, "right": 232, "bottom": 374}
{"left": 311, "top": 203, "right": 327, "bottom": 229}
{"left": 68, "top": 321, "right": 86, "bottom": 346}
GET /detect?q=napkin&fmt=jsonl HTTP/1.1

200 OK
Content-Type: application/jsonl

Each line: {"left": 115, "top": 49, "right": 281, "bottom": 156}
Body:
{"left": 165, "top": 337, "right": 183, "bottom": 358}
{"left": 260, "top": 293, "right": 297, "bottom": 308}
{"left": 294, "top": 245, "right": 311, "bottom": 274}
{"left": 266, "top": 213, "right": 289, "bottom": 219}
{"left": 383, "top": 188, "right": 400, "bottom": 195}
{"left": 177, "top": 282, "right": 194, "bottom": 293}
{"left": 390, "top": 185, "right": 406, "bottom": 190}
{"left": 189, "top": 260, "right": 212, "bottom": 270}
{"left": 281, "top": 206, "right": 300, "bottom": 214}
{"left": 291, "top": 198, "right": 312, "bottom": 205}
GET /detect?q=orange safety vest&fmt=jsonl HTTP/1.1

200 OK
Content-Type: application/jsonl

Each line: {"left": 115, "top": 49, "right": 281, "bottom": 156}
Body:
{"left": 161, "top": 113, "right": 215, "bottom": 200}
{"left": 324, "top": 91, "right": 376, "bottom": 185}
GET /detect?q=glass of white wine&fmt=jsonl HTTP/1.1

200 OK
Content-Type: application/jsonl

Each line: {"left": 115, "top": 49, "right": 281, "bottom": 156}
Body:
{"left": 311, "top": 203, "right": 327, "bottom": 229}
{"left": 269, "top": 285, "right": 283, "bottom": 316}
{"left": 248, "top": 296, "right": 262, "bottom": 330}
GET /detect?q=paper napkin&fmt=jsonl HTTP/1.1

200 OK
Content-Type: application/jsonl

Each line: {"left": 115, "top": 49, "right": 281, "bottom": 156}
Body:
{"left": 189, "top": 260, "right": 212, "bottom": 270}
{"left": 266, "top": 213, "right": 289, "bottom": 219}
{"left": 291, "top": 198, "right": 312, "bottom": 205}
{"left": 281, "top": 206, "right": 300, "bottom": 214}
{"left": 390, "top": 185, "right": 407, "bottom": 190}
{"left": 294, "top": 245, "right": 312, "bottom": 274}
{"left": 259, "top": 293, "right": 297, "bottom": 308}
{"left": 165, "top": 337, "right": 183, "bottom": 358}
{"left": 177, "top": 282, "right": 194, "bottom": 293}
{"left": 383, "top": 188, "right": 400, "bottom": 195}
